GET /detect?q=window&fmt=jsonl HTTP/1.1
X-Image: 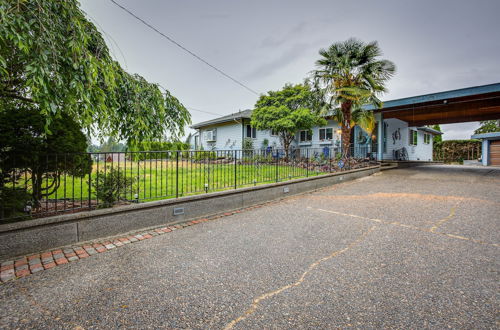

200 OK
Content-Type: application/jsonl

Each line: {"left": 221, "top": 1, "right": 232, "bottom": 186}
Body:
{"left": 246, "top": 125, "right": 257, "bottom": 138}
{"left": 270, "top": 129, "right": 278, "bottom": 136}
{"left": 424, "top": 133, "right": 431, "bottom": 144}
{"left": 409, "top": 130, "right": 418, "bottom": 146}
{"left": 204, "top": 130, "right": 216, "bottom": 142}
{"left": 299, "top": 130, "right": 312, "bottom": 142}
{"left": 319, "top": 128, "right": 333, "bottom": 140}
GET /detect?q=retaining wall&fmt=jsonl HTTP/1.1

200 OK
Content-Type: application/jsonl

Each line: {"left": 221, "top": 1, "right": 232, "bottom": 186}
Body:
{"left": 0, "top": 166, "right": 379, "bottom": 260}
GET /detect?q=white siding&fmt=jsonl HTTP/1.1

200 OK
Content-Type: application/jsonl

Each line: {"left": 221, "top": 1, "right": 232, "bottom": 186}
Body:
{"left": 409, "top": 128, "right": 434, "bottom": 161}
{"left": 199, "top": 122, "right": 243, "bottom": 151}
{"left": 383, "top": 118, "right": 408, "bottom": 160}
{"left": 198, "top": 121, "right": 283, "bottom": 151}
{"left": 382, "top": 119, "right": 435, "bottom": 161}
{"left": 195, "top": 116, "right": 437, "bottom": 161}
{"left": 243, "top": 124, "right": 282, "bottom": 149}
{"left": 294, "top": 119, "right": 341, "bottom": 150}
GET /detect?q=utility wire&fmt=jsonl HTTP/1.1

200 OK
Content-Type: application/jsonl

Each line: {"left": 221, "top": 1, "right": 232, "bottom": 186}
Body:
{"left": 109, "top": 0, "right": 259, "bottom": 96}
{"left": 156, "top": 84, "right": 224, "bottom": 117}
{"left": 87, "top": 10, "right": 226, "bottom": 119}
{"left": 88, "top": 7, "right": 227, "bottom": 119}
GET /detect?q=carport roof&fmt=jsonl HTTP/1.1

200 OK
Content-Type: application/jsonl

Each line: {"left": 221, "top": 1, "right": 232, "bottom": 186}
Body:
{"left": 369, "top": 83, "right": 500, "bottom": 126}
{"left": 471, "top": 132, "right": 500, "bottom": 140}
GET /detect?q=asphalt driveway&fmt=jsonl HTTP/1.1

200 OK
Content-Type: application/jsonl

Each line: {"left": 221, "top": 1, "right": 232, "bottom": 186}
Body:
{"left": 1, "top": 165, "right": 499, "bottom": 329}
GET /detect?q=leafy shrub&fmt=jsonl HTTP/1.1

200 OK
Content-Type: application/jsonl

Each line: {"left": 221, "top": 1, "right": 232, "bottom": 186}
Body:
{"left": 193, "top": 151, "right": 217, "bottom": 162}
{"left": 92, "top": 166, "right": 135, "bottom": 208}
{"left": 433, "top": 140, "right": 481, "bottom": 163}
{"left": 0, "top": 187, "right": 32, "bottom": 221}
{"left": 129, "top": 141, "right": 190, "bottom": 161}
{"left": 251, "top": 154, "right": 274, "bottom": 163}
{"left": 242, "top": 138, "right": 254, "bottom": 157}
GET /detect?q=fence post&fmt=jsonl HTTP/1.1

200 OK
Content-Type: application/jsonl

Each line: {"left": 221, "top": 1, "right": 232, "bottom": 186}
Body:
{"left": 275, "top": 150, "right": 279, "bottom": 182}
{"left": 88, "top": 153, "right": 92, "bottom": 210}
{"left": 329, "top": 148, "right": 332, "bottom": 172}
{"left": 234, "top": 151, "right": 237, "bottom": 189}
{"left": 306, "top": 149, "right": 309, "bottom": 177}
{"left": 176, "top": 151, "right": 179, "bottom": 198}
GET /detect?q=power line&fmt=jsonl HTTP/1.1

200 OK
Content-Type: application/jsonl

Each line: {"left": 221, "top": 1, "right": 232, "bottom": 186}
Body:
{"left": 86, "top": 11, "right": 226, "bottom": 119}
{"left": 109, "top": 0, "right": 259, "bottom": 96}
{"left": 156, "top": 84, "right": 224, "bottom": 117}
{"left": 187, "top": 107, "right": 224, "bottom": 117}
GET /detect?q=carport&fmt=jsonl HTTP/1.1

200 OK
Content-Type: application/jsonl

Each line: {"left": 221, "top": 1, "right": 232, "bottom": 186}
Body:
{"left": 370, "top": 83, "right": 500, "bottom": 160}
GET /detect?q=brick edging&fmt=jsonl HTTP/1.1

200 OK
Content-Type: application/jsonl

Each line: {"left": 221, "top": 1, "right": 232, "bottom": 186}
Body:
{"left": 0, "top": 200, "right": 280, "bottom": 283}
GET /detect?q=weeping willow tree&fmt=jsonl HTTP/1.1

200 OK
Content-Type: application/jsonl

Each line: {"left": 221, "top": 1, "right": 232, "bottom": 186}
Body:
{"left": 0, "top": 0, "right": 191, "bottom": 216}
{"left": 0, "top": 0, "right": 191, "bottom": 142}
{"left": 313, "top": 38, "right": 395, "bottom": 159}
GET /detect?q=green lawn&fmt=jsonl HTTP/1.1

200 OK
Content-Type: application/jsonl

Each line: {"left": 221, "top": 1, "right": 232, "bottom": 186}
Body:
{"left": 32, "top": 160, "right": 326, "bottom": 203}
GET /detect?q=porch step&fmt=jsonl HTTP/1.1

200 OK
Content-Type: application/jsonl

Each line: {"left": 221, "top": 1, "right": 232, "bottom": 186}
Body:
{"left": 380, "top": 162, "right": 398, "bottom": 171}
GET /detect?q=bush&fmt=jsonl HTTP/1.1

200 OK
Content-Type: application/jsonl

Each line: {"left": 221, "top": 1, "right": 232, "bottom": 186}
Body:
{"left": 92, "top": 166, "right": 135, "bottom": 208}
{"left": 0, "top": 187, "right": 32, "bottom": 221}
{"left": 129, "top": 141, "right": 191, "bottom": 161}
{"left": 242, "top": 138, "right": 254, "bottom": 157}
{"left": 433, "top": 140, "right": 481, "bottom": 163}
{"left": 193, "top": 151, "right": 217, "bottom": 162}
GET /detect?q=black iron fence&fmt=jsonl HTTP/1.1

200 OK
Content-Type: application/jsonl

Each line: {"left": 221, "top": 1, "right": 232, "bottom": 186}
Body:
{"left": 0, "top": 144, "right": 377, "bottom": 222}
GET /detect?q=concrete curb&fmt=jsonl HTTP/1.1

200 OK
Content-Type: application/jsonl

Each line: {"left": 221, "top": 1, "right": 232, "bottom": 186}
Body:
{"left": 0, "top": 165, "right": 379, "bottom": 260}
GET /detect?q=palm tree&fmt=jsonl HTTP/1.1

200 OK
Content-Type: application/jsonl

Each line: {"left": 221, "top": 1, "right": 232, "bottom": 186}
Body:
{"left": 313, "top": 38, "right": 396, "bottom": 160}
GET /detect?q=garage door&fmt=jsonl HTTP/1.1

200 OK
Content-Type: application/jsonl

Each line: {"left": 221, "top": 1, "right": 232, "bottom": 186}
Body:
{"left": 491, "top": 141, "right": 500, "bottom": 166}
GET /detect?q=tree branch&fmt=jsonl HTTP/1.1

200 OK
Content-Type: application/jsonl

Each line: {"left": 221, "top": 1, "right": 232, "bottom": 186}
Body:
{"left": 0, "top": 92, "right": 34, "bottom": 103}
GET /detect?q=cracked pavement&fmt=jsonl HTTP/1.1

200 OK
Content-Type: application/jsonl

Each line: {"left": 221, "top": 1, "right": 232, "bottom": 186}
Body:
{"left": 0, "top": 165, "right": 499, "bottom": 329}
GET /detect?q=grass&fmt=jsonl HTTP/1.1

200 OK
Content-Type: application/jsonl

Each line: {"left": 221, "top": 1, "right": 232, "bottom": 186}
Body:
{"left": 16, "top": 160, "right": 327, "bottom": 203}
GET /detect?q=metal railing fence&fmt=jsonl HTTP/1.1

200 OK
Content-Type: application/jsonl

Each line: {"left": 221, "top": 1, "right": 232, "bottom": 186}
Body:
{"left": 0, "top": 144, "right": 377, "bottom": 222}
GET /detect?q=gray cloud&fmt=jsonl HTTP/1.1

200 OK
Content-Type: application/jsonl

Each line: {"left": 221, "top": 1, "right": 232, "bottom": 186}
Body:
{"left": 441, "top": 122, "right": 481, "bottom": 141}
{"left": 260, "top": 22, "right": 307, "bottom": 48}
{"left": 242, "top": 42, "right": 311, "bottom": 81}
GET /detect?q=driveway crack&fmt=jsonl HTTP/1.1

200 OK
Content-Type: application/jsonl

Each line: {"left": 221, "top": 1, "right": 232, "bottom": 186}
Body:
{"left": 223, "top": 225, "right": 376, "bottom": 329}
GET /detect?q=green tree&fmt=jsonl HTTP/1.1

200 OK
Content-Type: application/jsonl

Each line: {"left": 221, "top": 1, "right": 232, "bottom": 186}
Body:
{"left": 474, "top": 120, "right": 500, "bottom": 134}
{"left": 0, "top": 0, "right": 190, "bottom": 143}
{"left": 0, "top": 105, "right": 91, "bottom": 207}
{"left": 313, "top": 38, "right": 396, "bottom": 159}
{"left": 251, "top": 84, "right": 326, "bottom": 158}
{"left": 431, "top": 124, "right": 442, "bottom": 143}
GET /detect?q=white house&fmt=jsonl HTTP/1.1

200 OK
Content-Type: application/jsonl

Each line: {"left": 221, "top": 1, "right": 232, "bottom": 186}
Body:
{"left": 190, "top": 109, "right": 441, "bottom": 161}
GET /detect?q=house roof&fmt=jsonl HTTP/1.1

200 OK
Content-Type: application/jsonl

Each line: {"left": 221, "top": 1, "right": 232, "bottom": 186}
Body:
{"left": 191, "top": 83, "right": 500, "bottom": 129}
{"left": 191, "top": 110, "right": 253, "bottom": 129}
{"left": 416, "top": 127, "right": 443, "bottom": 135}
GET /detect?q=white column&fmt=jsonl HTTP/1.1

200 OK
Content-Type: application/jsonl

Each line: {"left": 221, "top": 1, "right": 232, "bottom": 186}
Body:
{"left": 376, "top": 113, "right": 383, "bottom": 161}
{"left": 482, "top": 140, "right": 489, "bottom": 166}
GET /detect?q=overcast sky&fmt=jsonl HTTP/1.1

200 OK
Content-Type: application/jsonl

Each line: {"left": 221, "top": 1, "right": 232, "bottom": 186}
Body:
{"left": 80, "top": 0, "right": 500, "bottom": 141}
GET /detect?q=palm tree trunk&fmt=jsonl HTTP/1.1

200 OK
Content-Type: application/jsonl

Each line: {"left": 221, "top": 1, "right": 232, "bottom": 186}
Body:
{"left": 341, "top": 101, "right": 352, "bottom": 160}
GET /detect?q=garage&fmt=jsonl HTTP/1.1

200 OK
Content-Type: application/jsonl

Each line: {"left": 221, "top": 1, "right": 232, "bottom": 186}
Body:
{"left": 491, "top": 140, "right": 500, "bottom": 166}
{"left": 471, "top": 132, "right": 500, "bottom": 166}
